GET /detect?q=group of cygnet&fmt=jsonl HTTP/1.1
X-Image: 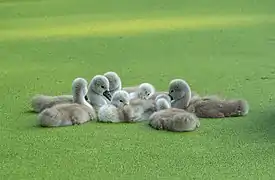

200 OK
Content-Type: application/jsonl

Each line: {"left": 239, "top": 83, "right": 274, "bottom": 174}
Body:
{"left": 31, "top": 71, "right": 249, "bottom": 132}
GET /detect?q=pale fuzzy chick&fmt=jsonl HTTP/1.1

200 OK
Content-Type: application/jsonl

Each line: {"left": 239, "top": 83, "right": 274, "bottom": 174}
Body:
{"left": 38, "top": 78, "right": 97, "bottom": 127}
{"left": 129, "top": 83, "right": 155, "bottom": 100}
{"left": 149, "top": 94, "right": 200, "bottom": 132}
{"left": 104, "top": 71, "right": 122, "bottom": 96}
{"left": 87, "top": 75, "right": 112, "bottom": 112}
{"left": 168, "top": 79, "right": 249, "bottom": 118}
{"left": 98, "top": 90, "right": 136, "bottom": 123}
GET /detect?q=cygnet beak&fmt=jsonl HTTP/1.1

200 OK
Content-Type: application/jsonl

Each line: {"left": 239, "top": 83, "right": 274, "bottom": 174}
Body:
{"left": 168, "top": 94, "right": 173, "bottom": 101}
{"left": 141, "top": 96, "right": 147, "bottom": 100}
{"left": 103, "top": 90, "right": 112, "bottom": 101}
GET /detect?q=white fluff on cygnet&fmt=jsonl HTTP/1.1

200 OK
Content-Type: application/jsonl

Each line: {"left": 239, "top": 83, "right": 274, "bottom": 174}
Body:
{"left": 38, "top": 78, "right": 97, "bottom": 127}
{"left": 149, "top": 94, "right": 200, "bottom": 132}
{"left": 31, "top": 94, "right": 73, "bottom": 113}
{"left": 87, "top": 75, "right": 112, "bottom": 112}
{"left": 129, "top": 83, "right": 155, "bottom": 100}
{"left": 103, "top": 71, "right": 122, "bottom": 96}
{"left": 98, "top": 90, "right": 135, "bottom": 123}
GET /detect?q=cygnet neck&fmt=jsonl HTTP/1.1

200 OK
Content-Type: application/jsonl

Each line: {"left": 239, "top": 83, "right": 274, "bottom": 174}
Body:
{"left": 74, "top": 91, "right": 94, "bottom": 109}
{"left": 116, "top": 80, "right": 122, "bottom": 91}
{"left": 110, "top": 85, "right": 121, "bottom": 94}
{"left": 172, "top": 84, "right": 192, "bottom": 108}
{"left": 183, "top": 85, "right": 192, "bottom": 107}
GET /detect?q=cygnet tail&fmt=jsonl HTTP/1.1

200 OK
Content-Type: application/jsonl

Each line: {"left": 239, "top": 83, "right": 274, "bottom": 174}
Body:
{"left": 31, "top": 95, "right": 51, "bottom": 113}
{"left": 225, "top": 99, "right": 249, "bottom": 117}
{"left": 38, "top": 108, "right": 63, "bottom": 127}
{"left": 239, "top": 100, "right": 249, "bottom": 116}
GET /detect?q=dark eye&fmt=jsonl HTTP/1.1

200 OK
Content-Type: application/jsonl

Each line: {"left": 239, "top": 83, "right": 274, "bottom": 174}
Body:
{"left": 170, "top": 90, "right": 174, "bottom": 93}
{"left": 119, "top": 100, "right": 123, "bottom": 102}
{"left": 101, "top": 85, "right": 105, "bottom": 88}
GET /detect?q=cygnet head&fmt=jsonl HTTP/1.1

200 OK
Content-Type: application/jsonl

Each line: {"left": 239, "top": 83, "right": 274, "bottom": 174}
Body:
{"left": 111, "top": 90, "right": 130, "bottom": 108}
{"left": 155, "top": 94, "right": 171, "bottom": 103}
{"left": 156, "top": 98, "right": 171, "bottom": 111}
{"left": 168, "top": 79, "right": 191, "bottom": 101}
{"left": 88, "top": 75, "right": 112, "bottom": 101}
{"left": 104, "top": 71, "right": 122, "bottom": 93}
{"left": 137, "top": 83, "right": 155, "bottom": 100}
{"left": 72, "top": 77, "right": 88, "bottom": 101}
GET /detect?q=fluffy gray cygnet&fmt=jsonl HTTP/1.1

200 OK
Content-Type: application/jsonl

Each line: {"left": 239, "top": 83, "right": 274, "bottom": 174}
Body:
{"left": 129, "top": 83, "right": 155, "bottom": 100}
{"left": 149, "top": 94, "right": 200, "bottom": 132}
{"left": 103, "top": 71, "right": 122, "bottom": 96}
{"left": 168, "top": 79, "right": 249, "bottom": 118}
{"left": 98, "top": 90, "right": 136, "bottom": 123}
{"left": 38, "top": 78, "right": 97, "bottom": 127}
{"left": 87, "top": 75, "right": 112, "bottom": 112}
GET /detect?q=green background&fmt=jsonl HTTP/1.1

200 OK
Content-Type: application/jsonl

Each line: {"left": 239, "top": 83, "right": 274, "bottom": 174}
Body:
{"left": 1, "top": 0, "right": 275, "bottom": 179}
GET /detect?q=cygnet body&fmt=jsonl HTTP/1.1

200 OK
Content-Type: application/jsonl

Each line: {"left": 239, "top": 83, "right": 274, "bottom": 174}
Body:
{"left": 87, "top": 75, "right": 112, "bottom": 112}
{"left": 129, "top": 98, "right": 156, "bottom": 121}
{"left": 122, "top": 86, "right": 139, "bottom": 94}
{"left": 38, "top": 78, "right": 97, "bottom": 127}
{"left": 31, "top": 94, "right": 73, "bottom": 113}
{"left": 98, "top": 90, "right": 135, "bottom": 123}
{"left": 149, "top": 94, "right": 200, "bottom": 132}
{"left": 168, "top": 79, "right": 249, "bottom": 118}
